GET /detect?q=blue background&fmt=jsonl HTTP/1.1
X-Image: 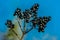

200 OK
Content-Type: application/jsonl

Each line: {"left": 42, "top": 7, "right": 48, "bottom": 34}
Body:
{"left": 0, "top": 0, "right": 60, "bottom": 40}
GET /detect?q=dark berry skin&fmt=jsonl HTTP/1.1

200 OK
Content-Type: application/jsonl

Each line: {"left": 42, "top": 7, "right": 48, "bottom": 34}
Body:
{"left": 37, "top": 17, "right": 43, "bottom": 25}
{"left": 25, "top": 9, "right": 32, "bottom": 15}
{"left": 30, "top": 3, "right": 39, "bottom": 13}
{"left": 23, "top": 9, "right": 31, "bottom": 19}
{"left": 37, "top": 16, "right": 51, "bottom": 32}
{"left": 31, "top": 19, "right": 37, "bottom": 28}
{"left": 42, "top": 16, "right": 51, "bottom": 25}
{"left": 25, "top": 19, "right": 29, "bottom": 23}
{"left": 13, "top": 8, "right": 23, "bottom": 19}
{"left": 38, "top": 25, "right": 44, "bottom": 32}
{"left": 23, "top": 9, "right": 32, "bottom": 23}
{"left": 14, "top": 8, "right": 21, "bottom": 16}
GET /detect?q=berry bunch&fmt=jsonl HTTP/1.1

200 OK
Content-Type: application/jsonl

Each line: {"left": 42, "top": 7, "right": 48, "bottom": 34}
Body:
{"left": 13, "top": 3, "right": 39, "bottom": 23}
{"left": 31, "top": 16, "right": 51, "bottom": 32}
{"left": 5, "top": 3, "right": 51, "bottom": 32}
{"left": 5, "top": 20, "right": 14, "bottom": 29}
{"left": 37, "top": 16, "right": 51, "bottom": 32}
{"left": 13, "top": 8, "right": 23, "bottom": 19}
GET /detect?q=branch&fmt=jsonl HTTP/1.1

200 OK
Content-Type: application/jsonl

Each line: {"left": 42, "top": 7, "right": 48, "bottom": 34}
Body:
{"left": 17, "top": 18, "right": 23, "bottom": 32}
{"left": 23, "top": 19, "right": 26, "bottom": 32}
{"left": 20, "top": 33, "right": 24, "bottom": 40}
{"left": 25, "top": 27, "right": 33, "bottom": 34}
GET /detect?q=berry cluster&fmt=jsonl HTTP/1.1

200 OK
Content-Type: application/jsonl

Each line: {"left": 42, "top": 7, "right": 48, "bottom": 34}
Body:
{"left": 37, "top": 16, "right": 51, "bottom": 32}
{"left": 31, "top": 16, "right": 51, "bottom": 32}
{"left": 5, "top": 3, "right": 51, "bottom": 32}
{"left": 5, "top": 20, "right": 14, "bottom": 29}
{"left": 13, "top": 3, "right": 39, "bottom": 23}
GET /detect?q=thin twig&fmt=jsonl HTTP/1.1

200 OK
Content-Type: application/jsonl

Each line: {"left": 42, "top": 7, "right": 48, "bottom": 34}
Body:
{"left": 23, "top": 19, "right": 26, "bottom": 32}
{"left": 17, "top": 18, "right": 23, "bottom": 32}
{"left": 20, "top": 33, "right": 24, "bottom": 40}
{"left": 25, "top": 27, "right": 33, "bottom": 34}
